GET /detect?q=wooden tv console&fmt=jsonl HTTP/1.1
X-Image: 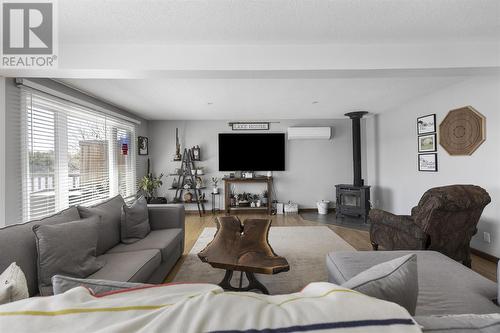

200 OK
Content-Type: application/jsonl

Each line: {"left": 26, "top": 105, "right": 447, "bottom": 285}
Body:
{"left": 223, "top": 177, "right": 273, "bottom": 215}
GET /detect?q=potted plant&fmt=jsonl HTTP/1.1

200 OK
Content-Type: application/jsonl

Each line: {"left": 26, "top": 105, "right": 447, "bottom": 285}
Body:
{"left": 261, "top": 190, "right": 268, "bottom": 206}
{"left": 138, "top": 172, "right": 164, "bottom": 203}
{"left": 253, "top": 194, "right": 261, "bottom": 207}
{"left": 211, "top": 177, "right": 219, "bottom": 194}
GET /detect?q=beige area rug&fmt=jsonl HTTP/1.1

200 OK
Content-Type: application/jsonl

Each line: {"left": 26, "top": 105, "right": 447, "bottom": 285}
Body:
{"left": 173, "top": 226, "right": 356, "bottom": 294}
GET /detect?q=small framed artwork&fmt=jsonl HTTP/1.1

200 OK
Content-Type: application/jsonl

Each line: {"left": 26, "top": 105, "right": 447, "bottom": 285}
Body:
{"left": 418, "top": 133, "right": 437, "bottom": 152}
{"left": 138, "top": 136, "right": 148, "bottom": 155}
{"left": 418, "top": 153, "right": 438, "bottom": 172}
{"left": 417, "top": 114, "right": 436, "bottom": 135}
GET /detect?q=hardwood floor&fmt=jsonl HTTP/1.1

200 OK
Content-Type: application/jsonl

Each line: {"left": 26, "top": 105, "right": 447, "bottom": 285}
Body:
{"left": 165, "top": 212, "right": 497, "bottom": 283}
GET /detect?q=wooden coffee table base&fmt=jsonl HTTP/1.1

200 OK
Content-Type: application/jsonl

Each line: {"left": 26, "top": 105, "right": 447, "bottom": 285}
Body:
{"left": 218, "top": 270, "right": 269, "bottom": 294}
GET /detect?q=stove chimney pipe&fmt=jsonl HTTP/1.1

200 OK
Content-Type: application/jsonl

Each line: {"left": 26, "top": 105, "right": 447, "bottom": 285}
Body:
{"left": 345, "top": 111, "right": 368, "bottom": 187}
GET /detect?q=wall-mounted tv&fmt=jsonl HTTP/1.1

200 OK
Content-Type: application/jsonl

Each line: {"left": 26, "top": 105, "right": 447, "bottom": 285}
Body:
{"left": 218, "top": 133, "right": 285, "bottom": 171}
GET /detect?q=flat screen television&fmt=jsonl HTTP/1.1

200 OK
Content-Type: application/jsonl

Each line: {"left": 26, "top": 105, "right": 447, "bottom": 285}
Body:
{"left": 218, "top": 133, "right": 285, "bottom": 171}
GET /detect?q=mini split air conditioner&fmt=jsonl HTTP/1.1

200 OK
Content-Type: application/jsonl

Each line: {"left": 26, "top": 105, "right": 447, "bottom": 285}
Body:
{"left": 287, "top": 127, "right": 332, "bottom": 140}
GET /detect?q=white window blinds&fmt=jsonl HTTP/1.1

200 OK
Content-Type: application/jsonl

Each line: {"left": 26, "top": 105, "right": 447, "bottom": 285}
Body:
{"left": 21, "top": 88, "right": 137, "bottom": 222}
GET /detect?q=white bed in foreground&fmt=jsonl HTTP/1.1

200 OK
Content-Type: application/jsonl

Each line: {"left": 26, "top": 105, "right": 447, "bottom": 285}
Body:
{"left": 0, "top": 282, "right": 421, "bottom": 333}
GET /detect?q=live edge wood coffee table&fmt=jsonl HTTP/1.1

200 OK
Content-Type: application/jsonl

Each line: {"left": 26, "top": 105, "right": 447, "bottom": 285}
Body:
{"left": 198, "top": 216, "right": 289, "bottom": 294}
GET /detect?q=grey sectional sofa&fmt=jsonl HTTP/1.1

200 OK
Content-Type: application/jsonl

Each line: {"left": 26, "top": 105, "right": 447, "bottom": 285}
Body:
{"left": 326, "top": 250, "right": 499, "bottom": 316}
{"left": 0, "top": 195, "right": 185, "bottom": 296}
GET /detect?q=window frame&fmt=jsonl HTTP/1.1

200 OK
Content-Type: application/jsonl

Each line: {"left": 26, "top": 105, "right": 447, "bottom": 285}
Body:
{"left": 21, "top": 88, "right": 137, "bottom": 222}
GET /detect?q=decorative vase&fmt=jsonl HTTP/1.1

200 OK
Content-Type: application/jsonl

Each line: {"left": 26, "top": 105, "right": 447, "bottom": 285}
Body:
{"left": 262, "top": 197, "right": 268, "bottom": 205}
{"left": 183, "top": 192, "right": 193, "bottom": 203}
{"left": 212, "top": 187, "right": 219, "bottom": 194}
{"left": 256, "top": 200, "right": 261, "bottom": 207}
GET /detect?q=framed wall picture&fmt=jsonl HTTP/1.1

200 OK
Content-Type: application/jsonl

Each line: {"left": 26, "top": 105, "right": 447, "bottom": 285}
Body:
{"left": 417, "top": 114, "right": 436, "bottom": 135}
{"left": 418, "top": 153, "right": 438, "bottom": 172}
{"left": 138, "top": 136, "right": 148, "bottom": 155}
{"left": 418, "top": 133, "right": 437, "bottom": 152}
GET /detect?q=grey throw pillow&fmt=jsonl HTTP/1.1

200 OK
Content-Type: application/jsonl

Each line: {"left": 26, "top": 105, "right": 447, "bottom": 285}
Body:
{"left": 33, "top": 216, "right": 105, "bottom": 296}
{"left": 342, "top": 254, "right": 418, "bottom": 315}
{"left": 78, "top": 195, "right": 125, "bottom": 255}
{"left": 52, "top": 275, "right": 150, "bottom": 295}
{"left": 121, "top": 196, "right": 151, "bottom": 244}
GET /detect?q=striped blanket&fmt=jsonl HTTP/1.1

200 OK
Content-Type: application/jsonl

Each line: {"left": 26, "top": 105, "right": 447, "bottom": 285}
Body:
{"left": 0, "top": 282, "right": 421, "bottom": 333}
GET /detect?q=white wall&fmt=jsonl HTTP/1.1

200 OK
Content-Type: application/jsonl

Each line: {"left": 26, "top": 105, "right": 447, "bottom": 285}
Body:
{"left": 369, "top": 75, "right": 500, "bottom": 256}
{"left": 149, "top": 119, "right": 359, "bottom": 210}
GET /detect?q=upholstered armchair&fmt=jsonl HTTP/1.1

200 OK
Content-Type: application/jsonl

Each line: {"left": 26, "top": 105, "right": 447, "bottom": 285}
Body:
{"left": 369, "top": 185, "right": 491, "bottom": 267}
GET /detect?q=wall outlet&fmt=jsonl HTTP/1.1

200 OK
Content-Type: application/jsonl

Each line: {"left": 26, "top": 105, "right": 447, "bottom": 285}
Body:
{"left": 483, "top": 232, "right": 491, "bottom": 243}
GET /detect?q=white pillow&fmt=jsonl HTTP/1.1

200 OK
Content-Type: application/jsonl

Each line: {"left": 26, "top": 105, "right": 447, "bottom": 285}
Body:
{"left": 0, "top": 262, "right": 29, "bottom": 304}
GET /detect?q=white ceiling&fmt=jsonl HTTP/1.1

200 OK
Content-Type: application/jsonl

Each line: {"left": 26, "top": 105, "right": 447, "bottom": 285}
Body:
{"left": 60, "top": 0, "right": 500, "bottom": 44}
{"left": 51, "top": 1, "right": 499, "bottom": 120}
{"left": 61, "top": 75, "right": 470, "bottom": 120}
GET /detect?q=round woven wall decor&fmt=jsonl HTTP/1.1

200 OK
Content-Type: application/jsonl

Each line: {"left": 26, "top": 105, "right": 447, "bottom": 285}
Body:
{"left": 439, "top": 106, "right": 486, "bottom": 156}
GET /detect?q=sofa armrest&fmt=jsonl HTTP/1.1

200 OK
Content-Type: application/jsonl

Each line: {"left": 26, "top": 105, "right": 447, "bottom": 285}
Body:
{"left": 148, "top": 204, "right": 185, "bottom": 231}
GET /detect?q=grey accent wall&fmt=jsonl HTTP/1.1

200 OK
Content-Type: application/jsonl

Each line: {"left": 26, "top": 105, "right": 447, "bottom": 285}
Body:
{"left": 149, "top": 119, "right": 360, "bottom": 210}
{"left": 368, "top": 76, "right": 500, "bottom": 257}
{"left": 3, "top": 78, "right": 150, "bottom": 225}
{"left": 0, "top": 77, "right": 5, "bottom": 227}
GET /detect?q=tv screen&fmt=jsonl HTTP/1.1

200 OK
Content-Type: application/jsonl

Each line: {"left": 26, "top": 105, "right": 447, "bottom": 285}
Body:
{"left": 218, "top": 133, "right": 285, "bottom": 171}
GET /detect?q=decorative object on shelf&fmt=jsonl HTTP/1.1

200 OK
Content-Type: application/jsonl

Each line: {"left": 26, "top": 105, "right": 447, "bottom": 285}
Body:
{"left": 191, "top": 145, "right": 201, "bottom": 161}
{"left": 174, "top": 128, "right": 182, "bottom": 161}
{"left": 183, "top": 191, "right": 193, "bottom": 203}
{"left": 170, "top": 148, "right": 206, "bottom": 216}
{"left": 284, "top": 202, "right": 298, "bottom": 214}
{"left": 417, "top": 114, "right": 436, "bottom": 135}
{"left": 439, "top": 106, "right": 486, "bottom": 156}
{"left": 242, "top": 171, "right": 254, "bottom": 179}
{"left": 171, "top": 178, "right": 178, "bottom": 189}
{"left": 418, "top": 153, "right": 438, "bottom": 172}
{"left": 418, "top": 133, "right": 437, "bottom": 153}
{"left": 137, "top": 158, "right": 164, "bottom": 203}
{"left": 138, "top": 136, "right": 148, "bottom": 155}
{"left": 196, "top": 167, "right": 204, "bottom": 175}
{"left": 276, "top": 202, "right": 284, "bottom": 215}
{"left": 261, "top": 190, "right": 268, "bottom": 206}
{"left": 195, "top": 177, "right": 203, "bottom": 189}
{"left": 229, "top": 122, "right": 270, "bottom": 130}
{"left": 211, "top": 177, "right": 219, "bottom": 194}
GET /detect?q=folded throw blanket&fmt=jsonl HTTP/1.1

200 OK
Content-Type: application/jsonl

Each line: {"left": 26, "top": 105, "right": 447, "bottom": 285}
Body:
{"left": 0, "top": 282, "right": 421, "bottom": 333}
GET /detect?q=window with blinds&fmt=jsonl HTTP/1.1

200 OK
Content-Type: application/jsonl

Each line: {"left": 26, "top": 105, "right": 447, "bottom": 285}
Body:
{"left": 21, "top": 88, "right": 137, "bottom": 221}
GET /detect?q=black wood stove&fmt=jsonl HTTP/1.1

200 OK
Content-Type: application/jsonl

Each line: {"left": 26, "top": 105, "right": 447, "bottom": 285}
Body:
{"left": 336, "top": 111, "right": 371, "bottom": 223}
